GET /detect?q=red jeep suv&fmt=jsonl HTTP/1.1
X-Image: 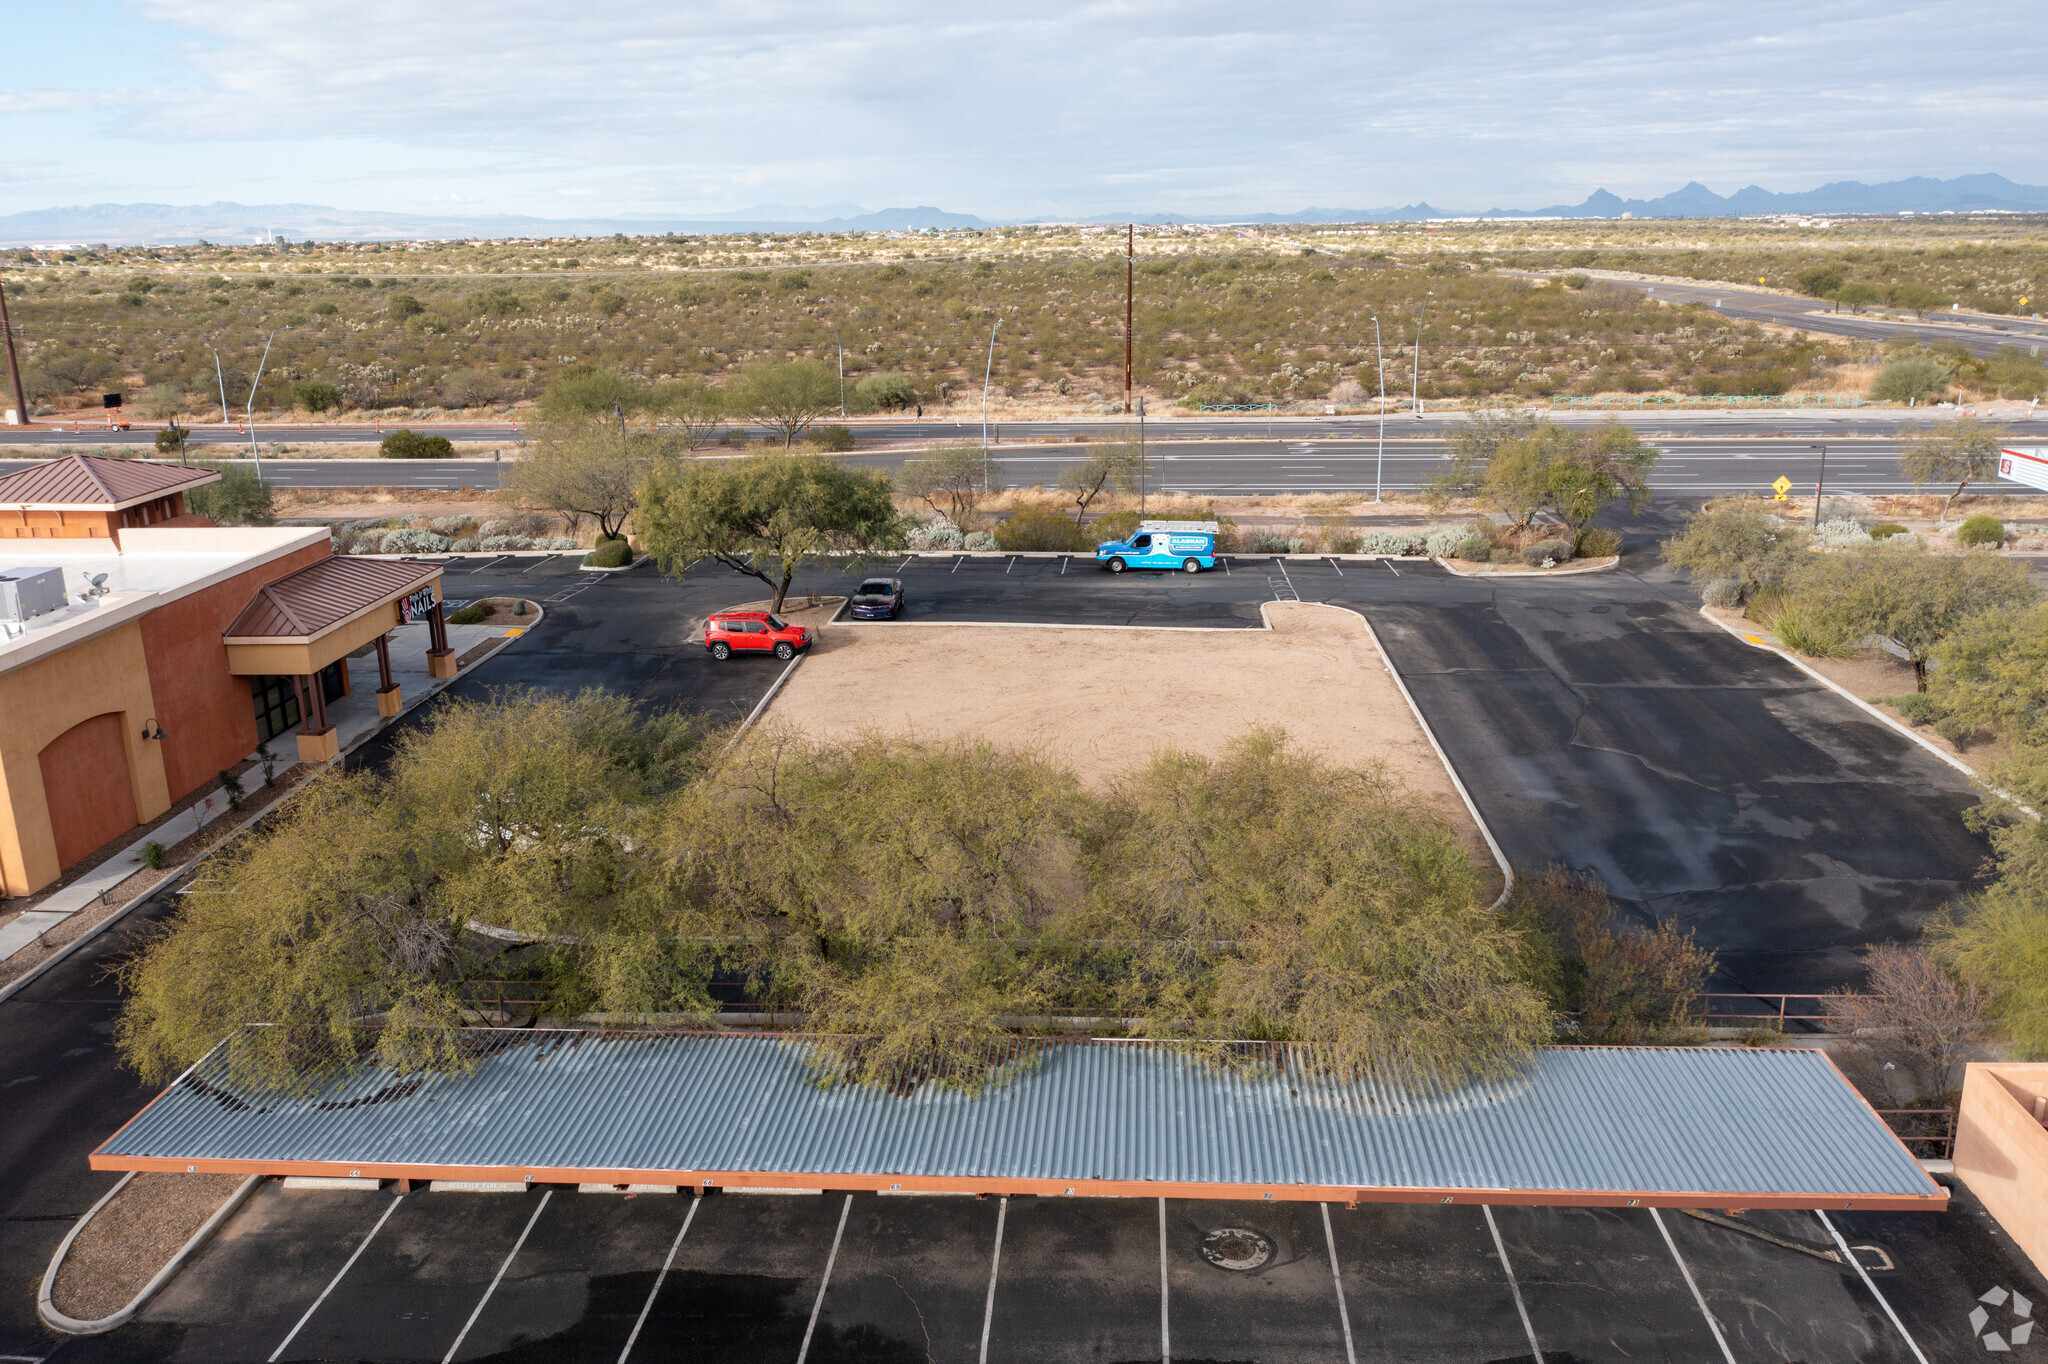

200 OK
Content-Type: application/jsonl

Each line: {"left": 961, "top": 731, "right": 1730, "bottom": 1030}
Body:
{"left": 705, "top": 610, "right": 812, "bottom": 661}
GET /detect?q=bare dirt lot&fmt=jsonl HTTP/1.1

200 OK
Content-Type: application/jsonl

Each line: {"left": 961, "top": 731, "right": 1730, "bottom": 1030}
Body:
{"left": 759, "top": 600, "right": 1498, "bottom": 889}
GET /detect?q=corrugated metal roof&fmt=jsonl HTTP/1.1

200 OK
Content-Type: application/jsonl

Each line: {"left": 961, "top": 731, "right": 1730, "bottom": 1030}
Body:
{"left": 221, "top": 556, "right": 438, "bottom": 640}
{"left": 0, "top": 454, "right": 217, "bottom": 509}
{"left": 92, "top": 1033, "right": 1942, "bottom": 1208}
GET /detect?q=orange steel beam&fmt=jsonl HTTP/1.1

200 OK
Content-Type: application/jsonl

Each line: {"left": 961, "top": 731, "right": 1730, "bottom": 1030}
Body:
{"left": 85, "top": 1153, "right": 1948, "bottom": 1212}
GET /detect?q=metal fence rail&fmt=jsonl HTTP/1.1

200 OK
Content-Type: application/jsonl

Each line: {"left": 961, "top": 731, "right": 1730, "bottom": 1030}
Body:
{"left": 1875, "top": 1108, "right": 1957, "bottom": 1161}
{"left": 1549, "top": 394, "right": 1869, "bottom": 409}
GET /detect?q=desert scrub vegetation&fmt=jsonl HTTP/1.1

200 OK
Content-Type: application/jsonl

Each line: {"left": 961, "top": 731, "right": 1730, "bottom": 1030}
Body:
{"left": 2, "top": 220, "right": 1885, "bottom": 421}
{"left": 115, "top": 695, "right": 1584, "bottom": 1094}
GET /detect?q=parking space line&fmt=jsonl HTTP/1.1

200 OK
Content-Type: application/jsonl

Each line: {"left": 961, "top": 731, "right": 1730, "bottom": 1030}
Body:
{"left": 1005, "top": 556, "right": 1017, "bottom": 574}
{"left": 1482, "top": 1206, "right": 1546, "bottom": 1364}
{"left": 951, "top": 556, "right": 965, "bottom": 574}
{"left": 1319, "top": 1204, "right": 1358, "bottom": 1364}
{"left": 1384, "top": 560, "right": 1400, "bottom": 576}
{"left": 976, "top": 1196, "right": 1008, "bottom": 1364}
{"left": 1649, "top": 1208, "right": 1737, "bottom": 1364}
{"left": 796, "top": 1194, "right": 854, "bottom": 1364}
{"left": 519, "top": 556, "right": 558, "bottom": 574}
{"left": 1816, "top": 1210, "right": 1931, "bottom": 1364}
{"left": 266, "top": 1193, "right": 406, "bottom": 1362}
{"left": 1158, "top": 1197, "right": 1173, "bottom": 1364}
{"left": 1060, "top": 556, "right": 1069, "bottom": 574}
{"left": 1327, "top": 558, "right": 1344, "bottom": 576}
{"left": 896, "top": 555, "right": 913, "bottom": 571}
{"left": 441, "top": 1190, "right": 553, "bottom": 1364}
{"left": 617, "top": 1195, "right": 701, "bottom": 1364}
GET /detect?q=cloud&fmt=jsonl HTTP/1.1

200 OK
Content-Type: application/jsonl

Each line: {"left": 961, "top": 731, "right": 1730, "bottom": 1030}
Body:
{"left": 16, "top": 0, "right": 2047, "bottom": 215}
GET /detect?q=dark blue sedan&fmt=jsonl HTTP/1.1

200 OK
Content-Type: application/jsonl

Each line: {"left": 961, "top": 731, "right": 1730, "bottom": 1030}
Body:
{"left": 848, "top": 577, "right": 904, "bottom": 620}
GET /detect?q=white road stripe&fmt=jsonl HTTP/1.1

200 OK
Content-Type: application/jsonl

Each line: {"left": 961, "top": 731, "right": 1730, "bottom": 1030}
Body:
{"left": 616, "top": 1195, "right": 701, "bottom": 1364}
{"left": 1320, "top": 1204, "right": 1359, "bottom": 1364}
{"left": 1482, "top": 1206, "right": 1546, "bottom": 1364}
{"left": 1650, "top": 1208, "right": 1737, "bottom": 1364}
{"left": 977, "top": 1197, "right": 1009, "bottom": 1364}
{"left": 1816, "top": 1210, "right": 1930, "bottom": 1364}
{"left": 442, "top": 1189, "right": 553, "bottom": 1364}
{"left": 268, "top": 1193, "right": 405, "bottom": 1362}
{"left": 1158, "top": 1197, "right": 1173, "bottom": 1364}
{"left": 796, "top": 1195, "right": 854, "bottom": 1364}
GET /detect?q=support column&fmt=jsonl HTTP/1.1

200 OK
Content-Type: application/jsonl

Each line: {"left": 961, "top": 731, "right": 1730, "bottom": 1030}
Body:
{"left": 426, "top": 596, "right": 457, "bottom": 680}
{"left": 294, "top": 669, "right": 340, "bottom": 763}
{"left": 374, "top": 633, "right": 402, "bottom": 717}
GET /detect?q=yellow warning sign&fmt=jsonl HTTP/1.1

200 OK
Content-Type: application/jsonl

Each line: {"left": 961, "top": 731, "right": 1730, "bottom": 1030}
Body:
{"left": 1772, "top": 475, "right": 1793, "bottom": 500}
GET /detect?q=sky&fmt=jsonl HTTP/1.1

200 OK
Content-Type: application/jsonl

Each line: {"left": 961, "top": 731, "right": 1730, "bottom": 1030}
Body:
{"left": 2, "top": 0, "right": 2044, "bottom": 220}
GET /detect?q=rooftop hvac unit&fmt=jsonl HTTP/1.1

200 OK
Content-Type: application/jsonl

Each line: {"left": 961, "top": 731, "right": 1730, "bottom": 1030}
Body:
{"left": 0, "top": 566, "right": 67, "bottom": 624}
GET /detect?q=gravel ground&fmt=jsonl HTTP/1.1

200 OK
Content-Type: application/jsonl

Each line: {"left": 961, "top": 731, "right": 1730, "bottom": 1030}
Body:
{"left": 50, "top": 1173, "right": 247, "bottom": 1322}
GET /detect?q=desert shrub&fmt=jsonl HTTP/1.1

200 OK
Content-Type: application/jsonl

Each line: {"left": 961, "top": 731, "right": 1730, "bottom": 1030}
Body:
{"left": 1768, "top": 603, "right": 1847, "bottom": 657}
{"left": 1502, "top": 867, "right": 1715, "bottom": 1043}
{"left": 1815, "top": 518, "right": 1872, "bottom": 548}
{"left": 963, "top": 530, "right": 998, "bottom": 551}
{"left": 1743, "top": 585, "right": 1789, "bottom": 622}
{"left": 450, "top": 537, "right": 480, "bottom": 553}
{"left": 513, "top": 599, "right": 528, "bottom": 616}
{"left": 1356, "top": 529, "right": 1421, "bottom": 555}
{"left": 1886, "top": 692, "right": 1941, "bottom": 725}
{"left": 585, "top": 537, "right": 633, "bottom": 568}
{"left": 854, "top": 372, "right": 915, "bottom": 410}
{"left": 1958, "top": 514, "right": 2006, "bottom": 547}
{"left": 808, "top": 424, "right": 855, "bottom": 452}
{"left": 1870, "top": 354, "right": 1952, "bottom": 404}
{"left": 429, "top": 516, "right": 472, "bottom": 537}
{"left": 1454, "top": 536, "right": 1492, "bottom": 561}
{"left": 381, "top": 429, "right": 454, "bottom": 459}
{"left": 291, "top": 380, "right": 340, "bottom": 413}
{"left": 1088, "top": 509, "right": 1144, "bottom": 542}
{"left": 141, "top": 841, "right": 166, "bottom": 870}
{"left": 379, "top": 529, "right": 451, "bottom": 554}
{"left": 907, "top": 518, "right": 964, "bottom": 550}
{"left": 1425, "top": 523, "right": 1477, "bottom": 556}
{"left": 448, "top": 604, "right": 490, "bottom": 624}
{"left": 1868, "top": 522, "right": 1909, "bottom": 541}
{"left": 1245, "top": 534, "right": 1306, "bottom": 554}
{"left": 1490, "top": 547, "right": 1517, "bottom": 564}
{"left": 478, "top": 519, "right": 512, "bottom": 538}
{"left": 994, "top": 505, "right": 1090, "bottom": 552}
{"left": 480, "top": 535, "right": 535, "bottom": 551}
{"left": 1573, "top": 526, "right": 1621, "bottom": 558}
{"left": 1521, "top": 539, "right": 1572, "bottom": 567}
{"left": 1700, "top": 578, "right": 1744, "bottom": 608}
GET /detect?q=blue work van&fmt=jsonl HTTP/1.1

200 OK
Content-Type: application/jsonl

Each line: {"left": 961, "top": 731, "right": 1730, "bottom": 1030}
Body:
{"left": 1095, "top": 520, "right": 1218, "bottom": 574}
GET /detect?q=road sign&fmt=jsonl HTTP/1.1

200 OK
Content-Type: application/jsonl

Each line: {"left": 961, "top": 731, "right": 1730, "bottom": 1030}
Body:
{"left": 1772, "top": 475, "right": 1792, "bottom": 500}
{"left": 1998, "top": 446, "right": 2048, "bottom": 493}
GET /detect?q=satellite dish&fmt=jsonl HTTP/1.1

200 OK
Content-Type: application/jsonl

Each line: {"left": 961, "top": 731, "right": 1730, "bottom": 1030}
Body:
{"left": 90, "top": 574, "right": 108, "bottom": 588}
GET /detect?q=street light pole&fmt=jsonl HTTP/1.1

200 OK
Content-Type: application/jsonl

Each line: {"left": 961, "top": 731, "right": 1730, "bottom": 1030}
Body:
{"left": 210, "top": 346, "right": 229, "bottom": 426}
{"left": 981, "top": 316, "right": 1002, "bottom": 494}
{"left": 1809, "top": 442, "right": 1828, "bottom": 529}
{"left": 245, "top": 327, "right": 286, "bottom": 481}
{"left": 833, "top": 319, "right": 846, "bottom": 418}
{"left": 1137, "top": 395, "right": 1147, "bottom": 516}
{"left": 1372, "top": 316, "right": 1388, "bottom": 502}
{"left": 1412, "top": 290, "right": 1433, "bottom": 418}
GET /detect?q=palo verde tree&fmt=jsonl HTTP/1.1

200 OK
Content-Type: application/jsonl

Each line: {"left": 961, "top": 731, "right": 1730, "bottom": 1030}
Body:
{"left": 725, "top": 358, "right": 840, "bottom": 447}
{"left": 1660, "top": 497, "right": 1811, "bottom": 597}
{"left": 501, "top": 412, "right": 673, "bottom": 541}
{"left": 1898, "top": 414, "right": 2008, "bottom": 520}
{"left": 637, "top": 451, "right": 903, "bottom": 611}
{"left": 1782, "top": 542, "right": 2040, "bottom": 689}
{"left": 1927, "top": 602, "right": 2048, "bottom": 746}
{"left": 896, "top": 441, "right": 999, "bottom": 527}
{"left": 1453, "top": 418, "right": 1657, "bottom": 536}
{"left": 1056, "top": 431, "right": 1149, "bottom": 525}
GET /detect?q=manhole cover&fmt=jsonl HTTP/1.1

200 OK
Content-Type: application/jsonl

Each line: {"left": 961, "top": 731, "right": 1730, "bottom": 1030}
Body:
{"left": 1199, "top": 1227, "right": 1274, "bottom": 1271}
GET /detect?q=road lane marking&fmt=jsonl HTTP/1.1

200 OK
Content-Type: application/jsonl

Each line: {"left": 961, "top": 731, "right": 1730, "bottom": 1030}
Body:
{"left": 1650, "top": 1208, "right": 1737, "bottom": 1364}
{"left": 1483, "top": 1206, "right": 1546, "bottom": 1364}
{"left": 268, "top": 1193, "right": 406, "bottom": 1362}
{"left": 977, "top": 1197, "right": 1008, "bottom": 1364}
{"left": 796, "top": 1194, "right": 854, "bottom": 1364}
{"left": 1320, "top": 1204, "right": 1358, "bottom": 1364}
{"left": 441, "top": 1189, "right": 553, "bottom": 1364}
{"left": 617, "top": 1196, "right": 701, "bottom": 1364}
{"left": 1816, "top": 1210, "right": 1930, "bottom": 1364}
{"left": 1158, "top": 1197, "right": 1173, "bottom": 1364}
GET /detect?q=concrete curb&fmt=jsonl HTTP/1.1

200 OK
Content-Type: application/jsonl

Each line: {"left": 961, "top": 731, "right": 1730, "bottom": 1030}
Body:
{"left": 38, "top": 1173, "right": 263, "bottom": 1335}
{"left": 725, "top": 655, "right": 805, "bottom": 752}
{"left": 576, "top": 555, "right": 648, "bottom": 574}
{"left": 1431, "top": 555, "right": 1622, "bottom": 579}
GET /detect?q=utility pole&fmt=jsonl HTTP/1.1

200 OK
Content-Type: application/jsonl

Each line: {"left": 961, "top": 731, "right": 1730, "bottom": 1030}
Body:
{"left": 1412, "top": 290, "right": 1433, "bottom": 418}
{"left": 1124, "top": 223, "right": 1134, "bottom": 415}
{"left": 1372, "top": 316, "right": 1386, "bottom": 502}
{"left": 0, "top": 278, "right": 28, "bottom": 428}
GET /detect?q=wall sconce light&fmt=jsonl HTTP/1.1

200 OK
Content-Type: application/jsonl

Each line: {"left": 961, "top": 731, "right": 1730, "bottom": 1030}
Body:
{"left": 141, "top": 719, "right": 166, "bottom": 740}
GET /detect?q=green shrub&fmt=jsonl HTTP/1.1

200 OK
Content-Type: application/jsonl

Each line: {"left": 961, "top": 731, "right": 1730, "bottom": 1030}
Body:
{"left": 1456, "top": 536, "right": 1493, "bottom": 561}
{"left": 141, "top": 841, "right": 166, "bottom": 870}
{"left": 994, "top": 504, "right": 1090, "bottom": 552}
{"left": 513, "top": 598, "right": 528, "bottom": 616}
{"left": 1575, "top": 526, "right": 1621, "bottom": 557}
{"left": 1490, "top": 547, "right": 1517, "bottom": 564}
{"left": 1522, "top": 539, "right": 1572, "bottom": 567}
{"left": 1958, "top": 514, "right": 2006, "bottom": 547}
{"left": 1701, "top": 578, "right": 1743, "bottom": 608}
{"left": 1088, "top": 509, "right": 1143, "bottom": 542}
{"left": 584, "top": 537, "right": 632, "bottom": 568}
{"left": 1870, "top": 355, "right": 1951, "bottom": 404}
{"left": 1768, "top": 604, "right": 1847, "bottom": 657}
{"left": 1885, "top": 692, "right": 1940, "bottom": 725}
{"left": 808, "top": 424, "right": 855, "bottom": 452}
{"left": 448, "top": 604, "right": 490, "bottom": 624}
{"left": 1744, "top": 586, "right": 1789, "bottom": 623}
{"left": 854, "top": 372, "right": 916, "bottom": 410}
{"left": 1868, "top": 522, "right": 1909, "bottom": 541}
{"left": 381, "top": 429, "right": 453, "bottom": 459}
{"left": 291, "top": 380, "right": 340, "bottom": 413}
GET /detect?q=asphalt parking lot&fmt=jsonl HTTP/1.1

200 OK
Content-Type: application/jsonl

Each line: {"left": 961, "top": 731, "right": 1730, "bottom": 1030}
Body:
{"left": 38, "top": 1176, "right": 2036, "bottom": 1363}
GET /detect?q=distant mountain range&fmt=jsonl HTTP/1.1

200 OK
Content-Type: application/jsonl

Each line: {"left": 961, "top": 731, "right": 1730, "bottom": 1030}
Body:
{"left": 4, "top": 175, "right": 2045, "bottom": 245}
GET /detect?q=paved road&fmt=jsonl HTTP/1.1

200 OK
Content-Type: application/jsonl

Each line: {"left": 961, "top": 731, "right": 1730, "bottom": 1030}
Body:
{"left": 5, "top": 435, "right": 2039, "bottom": 497}
{"left": 1577, "top": 274, "right": 2048, "bottom": 359}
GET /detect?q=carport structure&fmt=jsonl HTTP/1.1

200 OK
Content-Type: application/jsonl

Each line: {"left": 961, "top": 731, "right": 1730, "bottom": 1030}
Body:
{"left": 94, "top": 1033, "right": 1943, "bottom": 1211}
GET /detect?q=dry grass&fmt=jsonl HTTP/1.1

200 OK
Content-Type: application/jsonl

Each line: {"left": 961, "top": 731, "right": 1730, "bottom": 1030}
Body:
{"left": 50, "top": 1174, "right": 246, "bottom": 1322}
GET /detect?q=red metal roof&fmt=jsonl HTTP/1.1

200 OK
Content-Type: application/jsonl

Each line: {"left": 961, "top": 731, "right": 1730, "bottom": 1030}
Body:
{"left": 222, "top": 556, "right": 440, "bottom": 641}
{"left": 0, "top": 454, "right": 218, "bottom": 509}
